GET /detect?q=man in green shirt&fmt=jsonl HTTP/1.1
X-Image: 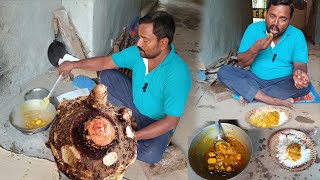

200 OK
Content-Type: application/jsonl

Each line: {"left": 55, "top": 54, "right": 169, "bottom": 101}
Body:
{"left": 58, "top": 11, "right": 192, "bottom": 164}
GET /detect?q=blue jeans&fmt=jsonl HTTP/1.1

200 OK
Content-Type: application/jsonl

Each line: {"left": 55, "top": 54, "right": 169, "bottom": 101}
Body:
{"left": 100, "top": 69, "right": 172, "bottom": 164}
{"left": 217, "top": 65, "right": 311, "bottom": 102}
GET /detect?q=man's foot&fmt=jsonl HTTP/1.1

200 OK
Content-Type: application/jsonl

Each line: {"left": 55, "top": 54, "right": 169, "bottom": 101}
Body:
{"left": 273, "top": 98, "right": 294, "bottom": 109}
{"left": 239, "top": 96, "right": 249, "bottom": 106}
{"left": 255, "top": 90, "right": 294, "bottom": 109}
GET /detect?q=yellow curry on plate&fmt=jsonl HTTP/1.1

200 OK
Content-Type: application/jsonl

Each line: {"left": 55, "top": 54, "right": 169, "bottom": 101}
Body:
{"left": 249, "top": 110, "right": 280, "bottom": 128}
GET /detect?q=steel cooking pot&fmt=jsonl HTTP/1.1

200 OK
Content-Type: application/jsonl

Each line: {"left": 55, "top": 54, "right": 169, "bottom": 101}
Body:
{"left": 9, "top": 99, "right": 56, "bottom": 135}
{"left": 188, "top": 123, "right": 253, "bottom": 180}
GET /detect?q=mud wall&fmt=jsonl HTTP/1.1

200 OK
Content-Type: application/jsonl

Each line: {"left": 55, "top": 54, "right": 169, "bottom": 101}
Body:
{"left": 313, "top": 0, "right": 320, "bottom": 45}
{"left": 63, "top": 0, "right": 157, "bottom": 57}
{"left": 91, "top": 0, "right": 143, "bottom": 56}
{"left": 0, "top": 0, "right": 61, "bottom": 108}
{"left": 199, "top": 0, "right": 252, "bottom": 67}
{"left": 0, "top": 0, "right": 156, "bottom": 108}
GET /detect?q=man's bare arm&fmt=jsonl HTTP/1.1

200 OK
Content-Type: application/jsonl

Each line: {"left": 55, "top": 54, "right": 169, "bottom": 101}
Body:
{"left": 134, "top": 115, "right": 180, "bottom": 140}
{"left": 237, "top": 48, "right": 260, "bottom": 68}
{"left": 293, "top": 62, "right": 307, "bottom": 74}
{"left": 237, "top": 34, "right": 273, "bottom": 68}
{"left": 58, "top": 55, "right": 118, "bottom": 75}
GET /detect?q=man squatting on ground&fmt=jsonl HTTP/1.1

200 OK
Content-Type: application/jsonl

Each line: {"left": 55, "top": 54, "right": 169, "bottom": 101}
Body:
{"left": 218, "top": 0, "right": 311, "bottom": 109}
{"left": 58, "top": 11, "right": 192, "bottom": 164}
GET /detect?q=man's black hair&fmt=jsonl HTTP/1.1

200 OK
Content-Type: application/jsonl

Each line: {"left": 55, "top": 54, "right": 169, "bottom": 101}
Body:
{"left": 267, "top": 0, "right": 294, "bottom": 18}
{"left": 139, "top": 11, "right": 175, "bottom": 44}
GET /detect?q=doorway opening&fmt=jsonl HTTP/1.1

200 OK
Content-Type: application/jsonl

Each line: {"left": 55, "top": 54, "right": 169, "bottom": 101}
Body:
{"left": 252, "top": 0, "right": 267, "bottom": 22}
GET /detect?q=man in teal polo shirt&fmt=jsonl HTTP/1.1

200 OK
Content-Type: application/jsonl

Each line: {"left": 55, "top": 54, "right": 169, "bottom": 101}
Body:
{"left": 218, "top": 0, "right": 310, "bottom": 109}
{"left": 58, "top": 11, "right": 192, "bottom": 164}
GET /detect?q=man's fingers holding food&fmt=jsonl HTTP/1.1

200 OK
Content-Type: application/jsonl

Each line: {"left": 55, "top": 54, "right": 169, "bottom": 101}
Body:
{"left": 294, "top": 81, "right": 303, "bottom": 89}
{"left": 263, "top": 33, "right": 273, "bottom": 47}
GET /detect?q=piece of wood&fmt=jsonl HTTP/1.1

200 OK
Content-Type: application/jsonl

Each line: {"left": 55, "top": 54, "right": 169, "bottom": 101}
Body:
{"left": 117, "top": 30, "right": 126, "bottom": 46}
{"left": 53, "top": 8, "right": 97, "bottom": 78}
{"left": 208, "top": 81, "right": 233, "bottom": 102}
{"left": 53, "top": 18, "right": 59, "bottom": 37}
{"left": 224, "top": 50, "right": 232, "bottom": 65}
{"left": 53, "top": 9, "right": 85, "bottom": 59}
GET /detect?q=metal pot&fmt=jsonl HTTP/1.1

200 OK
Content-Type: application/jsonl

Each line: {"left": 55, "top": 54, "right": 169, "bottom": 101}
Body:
{"left": 188, "top": 123, "right": 253, "bottom": 180}
{"left": 24, "top": 87, "right": 59, "bottom": 107}
{"left": 24, "top": 88, "right": 49, "bottom": 100}
{"left": 9, "top": 99, "right": 56, "bottom": 135}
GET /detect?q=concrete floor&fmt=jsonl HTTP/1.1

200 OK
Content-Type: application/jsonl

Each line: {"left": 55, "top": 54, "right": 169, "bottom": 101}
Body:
{"left": 0, "top": 0, "right": 320, "bottom": 180}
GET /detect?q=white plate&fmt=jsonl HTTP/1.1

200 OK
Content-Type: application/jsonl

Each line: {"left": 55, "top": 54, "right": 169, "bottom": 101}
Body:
{"left": 245, "top": 106, "right": 292, "bottom": 128}
{"left": 268, "top": 129, "right": 317, "bottom": 171}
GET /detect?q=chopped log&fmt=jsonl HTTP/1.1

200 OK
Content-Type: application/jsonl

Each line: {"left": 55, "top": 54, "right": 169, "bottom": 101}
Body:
{"left": 53, "top": 8, "right": 97, "bottom": 78}
{"left": 53, "top": 18, "right": 59, "bottom": 38}
{"left": 53, "top": 9, "right": 85, "bottom": 59}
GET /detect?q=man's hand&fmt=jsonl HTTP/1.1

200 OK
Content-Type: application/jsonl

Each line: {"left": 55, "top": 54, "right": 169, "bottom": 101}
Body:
{"left": 293, "top": 69, "right": 309, "bottom": 89}
{"left": 238, "top": 33, "right": 273, "bottom": 68}
{"left": 57, "top": 56, "right": 118, "bottom": 75}
{"left": 58, "top": 61, "right": 74, "bottom": 75}
{"left": 251, "top": 33, "right": 273, "bottom": 53}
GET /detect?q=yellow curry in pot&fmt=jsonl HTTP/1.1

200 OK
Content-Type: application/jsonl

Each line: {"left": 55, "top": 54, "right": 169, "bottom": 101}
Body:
{"left": 205, "top": 137, "right": 246, "bottom": 175}
{"left": 23, "top": 110, "right": 51, "bottom": 129}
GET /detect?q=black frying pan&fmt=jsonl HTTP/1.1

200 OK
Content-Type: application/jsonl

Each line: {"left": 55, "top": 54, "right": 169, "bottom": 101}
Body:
{"left": 47, "top": 40, "right": 67, "bottom": 67}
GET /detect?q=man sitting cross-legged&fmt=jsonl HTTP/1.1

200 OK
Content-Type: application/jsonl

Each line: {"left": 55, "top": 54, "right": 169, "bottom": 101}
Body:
{"left": 217, "top": 0, "right": 311, "bottom": 109}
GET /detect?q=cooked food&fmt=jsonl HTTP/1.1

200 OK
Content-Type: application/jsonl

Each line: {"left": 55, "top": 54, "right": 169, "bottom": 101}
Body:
{"left": 205, "top": 137, "right": 246, "bottom": 175}
{"left": 249, "top": 108, "right": 287, "bottom": 128}
{"left": 47, "top": 84, "right": 137, "bottom": 179}
{"left": 276, "top": 133, "right": 311, "bottom": 168}
{"left": 286, "top": 143, "right": 301, "bottom": 162}
{"left": 23, "top": 110, "right": 52, "bottom": 129}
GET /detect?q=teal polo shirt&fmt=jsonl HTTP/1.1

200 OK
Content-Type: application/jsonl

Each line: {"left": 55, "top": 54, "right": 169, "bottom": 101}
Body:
{"left": 239, "top": 21, "right": 308, "bottom": 80}
{"left": 112, "top": 45, "right": 192, "bottom": 120}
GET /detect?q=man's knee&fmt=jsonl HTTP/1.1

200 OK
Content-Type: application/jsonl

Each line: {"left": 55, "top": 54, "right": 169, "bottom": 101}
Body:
{"left": 100, "top": 69, "right": 119, "bottom": 85}
{"left": 136, "top": 134, "right": 169, "bottom": 164}
{"left": 217, "top": 65, "right": 234, "bottom": 81}
{"left": 137, "top": 148, "right": 163, "bottom": 164}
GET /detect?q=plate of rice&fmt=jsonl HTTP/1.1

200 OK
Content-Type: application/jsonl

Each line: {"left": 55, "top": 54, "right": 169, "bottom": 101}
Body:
{"left": 245, "top": 106, "right": 292, "bottom": 128}
{"left": 268, "top": 129, "right": 317, "bottom": 171}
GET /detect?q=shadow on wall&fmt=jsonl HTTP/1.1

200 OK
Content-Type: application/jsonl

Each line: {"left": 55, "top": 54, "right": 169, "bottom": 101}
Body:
{"left": 199, "top": 0, "right": 253, "bottom": 68}
{"left": 0, "top": 47, "right": 16, "bottom": 106}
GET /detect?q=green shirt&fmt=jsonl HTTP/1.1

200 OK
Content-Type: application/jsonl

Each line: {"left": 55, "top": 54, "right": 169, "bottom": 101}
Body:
{"left": 112, "top": 45, "right": 192, "bottom": 120}
{"left": 239, "top": 21, "right": 308, "bottom": 80}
